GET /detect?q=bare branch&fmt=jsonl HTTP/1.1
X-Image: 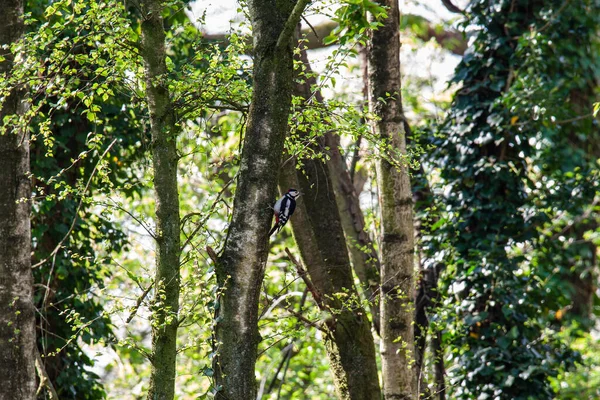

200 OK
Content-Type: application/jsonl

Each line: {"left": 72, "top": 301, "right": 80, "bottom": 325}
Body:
{"left": 284, "top": 247, "right": 328, "bottom": 312}
{"left": 441, "top": 0, "right": 464, "bottom": 14}
{"left": 126, "top": 283, "right": 154, "bottom": 323}
{"left": 35, "top": 349, "right": 58, "bottom": 399}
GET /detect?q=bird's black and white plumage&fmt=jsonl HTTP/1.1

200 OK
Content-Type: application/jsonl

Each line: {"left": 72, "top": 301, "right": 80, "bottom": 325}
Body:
{"left": 269, "top": 188, "right": 301, "bottom": 236}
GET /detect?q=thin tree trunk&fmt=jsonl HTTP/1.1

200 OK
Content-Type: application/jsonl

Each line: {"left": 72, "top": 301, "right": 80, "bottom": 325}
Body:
{"left": 368, "top": 0, "right": 416, "bottom": 397}
{"left": 213, "top": 1, "right": 309, "bottom": 398}
{"left": 278, "top": 44, "right": 381, "bottom": 400}
{"left": 0, "top": 0, "right": 36, "bottom": 398}
{"left": 140, "top": 2, "right": 181, "bottom": 399}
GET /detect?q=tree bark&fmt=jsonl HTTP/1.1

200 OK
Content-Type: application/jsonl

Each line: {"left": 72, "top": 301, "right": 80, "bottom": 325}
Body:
{"left": 368, "top": 0, "right": 416, "bottom": 398}
{"left": 278, "top": 45, "right": 381, "bottom": 400}
{"left": 140, "top": 2, "right": 181, "bottom": 399}
{"left": 0, "top": 0, "right": 36, "bottom": 398}
{"left": 213, "top": 1, "right": 309, "bottom": 398}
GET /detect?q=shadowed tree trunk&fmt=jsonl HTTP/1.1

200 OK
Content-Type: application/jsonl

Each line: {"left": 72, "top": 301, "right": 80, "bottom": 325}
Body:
{"left": 326, "top": 133, "right": 381, "bottom": 333}
{"left": 0, "top": 0, "right": 36, "bottom": 398}
{"left": 278, "top": 43, "right": 381, "bottom": 400}
{"left": 139, "top": 2, "right": 181, "bottom": 399}
{"left": 213, "top": 1, "right": 310, "bottom": 398}
{"left": 325, "top": 47, "right": 381, "bottom": 334}
{"left": 368, "top": 0, "right": 416, "bottom": 397}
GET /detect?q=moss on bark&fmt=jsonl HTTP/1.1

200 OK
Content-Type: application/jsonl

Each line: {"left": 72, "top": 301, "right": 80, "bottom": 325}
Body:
{"left": 368, "top": 0, "right": 416, "bottom": 398}
{"left": 213, "top": 1, "right": 309, "bottom": 399}
{"left": 139, "top": 2, "right": 181, "bottom": 399}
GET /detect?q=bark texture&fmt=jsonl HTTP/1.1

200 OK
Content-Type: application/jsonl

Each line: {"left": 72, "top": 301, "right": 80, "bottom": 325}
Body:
{"left": 0, "top": 0, "right": 36, "bottom": 398}
{"left": 278, "top": 46, "right": 381, "bottom": 400}
{"left": 140, "top": 2, "right": 181, "bottom": 399}
{"left": 368, "top": 0, "right": 416, "bottom": 397}
{"left": 213, "top": 1, "right": 308, "bottom": 398}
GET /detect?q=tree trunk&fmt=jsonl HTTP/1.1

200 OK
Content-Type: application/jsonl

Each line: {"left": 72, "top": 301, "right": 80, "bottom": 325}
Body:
{"left": 368, "top": 0, "right": 416, "bottom": 398}
{"left": 213, "top": 1, "right": 309, "bottom": 398}
{"left": 325, "top": 133, "right": 381, "bottom": 333}
{"left": 278, "top": 45, "right": 381, "bottom": 400}
{"left": 140, "top": 2, "right": 181, "bottom": 399}
{"left": 325, "top": 47, "right": 381, "bottom": 334}
{"left": 0, "top": 0, "right": 36, "bottom": 398}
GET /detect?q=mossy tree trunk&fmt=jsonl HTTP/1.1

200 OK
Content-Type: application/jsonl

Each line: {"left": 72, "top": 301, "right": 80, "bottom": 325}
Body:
{"left": 0, "top": 0, "right": 36, "bottom": 398}
{"left": 278, "top": 45, "right": 381, "bottom": 400}
{"left": 368, "top": 0, "right": 416, "bottom": 398}
{"left": 139, "top": 2, "right": 181, "bottom": 399}
{"left": 213, "top": 1, "right": 310, "bottom": 398}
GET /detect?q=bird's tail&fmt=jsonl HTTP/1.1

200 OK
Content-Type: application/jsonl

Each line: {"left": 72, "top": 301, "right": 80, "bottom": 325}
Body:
{"left": 268, "top": 224, "right": 279, "bottom": 237}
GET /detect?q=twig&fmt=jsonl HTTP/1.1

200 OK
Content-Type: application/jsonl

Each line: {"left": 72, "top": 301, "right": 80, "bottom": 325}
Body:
{"left": 96, "top": 199, "right": 156, "bottom": 239}
{"left": 284, "top": 247, "right": 327, "bottom": 312}
{"left": 283, "top": 306, "right": 325, "bottom": 332}
{"left": 301, "top": 15, "right": 319, "bottom": 40}
{"left": 180, "top": 175, "right": 235, "bottom": 252}
{"left": 35, "top": 348, "right": 59, "bottom": 399}
{"left": 32, "top": 139, "right": 118, "bottom": 269}
{"left": 276, "top": 353, "right": 293, "bottom": 400}
{"left": 266, "top": 343, "right": 294, "bottom": 394}
{"left": 126, "top": 283, "right": 154, "bottom": 323}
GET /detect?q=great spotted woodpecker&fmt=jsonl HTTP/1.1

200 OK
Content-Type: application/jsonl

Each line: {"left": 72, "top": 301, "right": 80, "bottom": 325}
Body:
{"left": 269, "top": 188, "right": 301, "bottom": 236}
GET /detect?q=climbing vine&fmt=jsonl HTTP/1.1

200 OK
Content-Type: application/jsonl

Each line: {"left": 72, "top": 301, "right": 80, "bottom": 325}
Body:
{"left": 431, "top": 0, "right": 599, "bottom": 398}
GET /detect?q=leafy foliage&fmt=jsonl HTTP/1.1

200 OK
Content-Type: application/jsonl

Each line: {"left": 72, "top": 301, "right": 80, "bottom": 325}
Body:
{"left": 429, "top": 0, "right": 599, "bottom": 398}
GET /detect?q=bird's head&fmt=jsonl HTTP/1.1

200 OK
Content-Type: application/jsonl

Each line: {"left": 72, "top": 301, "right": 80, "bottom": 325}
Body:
{"left": 287, "top": 188, "right": 301, "bottom": 198}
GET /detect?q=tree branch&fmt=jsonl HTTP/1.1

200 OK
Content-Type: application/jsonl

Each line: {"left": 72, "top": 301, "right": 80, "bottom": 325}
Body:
{"left": 441, "top": 0, "right": 464, "bottom": 14}
{"left": 201, "top": 15, "right": 467, "bottom": 55}
{"left": 284, "top": 247, "right": 328, "bottom": 313}
{"left": 276, "top": 0, "right": 312, "bottom": 51}
{"left": 32, "top": 139, "right": 118, "bottom": 269}
{"left": 35, "top": 348, "right": 58, "bottom": 399}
